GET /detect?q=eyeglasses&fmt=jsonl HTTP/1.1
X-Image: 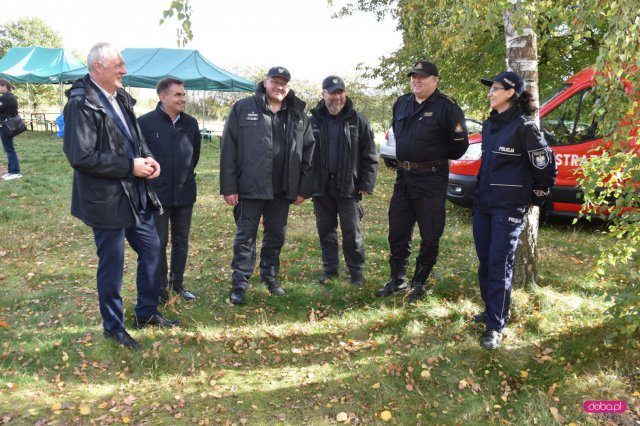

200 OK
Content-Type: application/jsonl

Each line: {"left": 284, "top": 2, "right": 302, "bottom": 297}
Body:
{"left": 269, "top": 79, "right": 289, "bottom": 89}
{"left": 489, "top": 86, "right": 508, "bottom": 93}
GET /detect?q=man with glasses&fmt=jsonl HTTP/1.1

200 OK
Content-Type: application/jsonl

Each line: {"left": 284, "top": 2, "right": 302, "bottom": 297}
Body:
{"left": 138, "top": 78, "right": 201, "bottom": 303}
{"left": 375, "top": 60, "right": 469, "bottom": 303}
{"left": 220, "top": 67, "right": 315, "bottom": 305}
{"left": 309, "top": 76, "right": 378, "bottom": 286}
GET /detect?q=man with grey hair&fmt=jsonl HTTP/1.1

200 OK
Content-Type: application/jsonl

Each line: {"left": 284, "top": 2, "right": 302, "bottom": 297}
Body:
{"left": 63, "top": 43, "right": 179, "bottom": 350}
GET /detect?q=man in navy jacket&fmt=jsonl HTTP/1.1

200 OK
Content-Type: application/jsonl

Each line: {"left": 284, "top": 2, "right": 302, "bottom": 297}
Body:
{"left": 139, "top": 78, "right": 201, "bottom": 303}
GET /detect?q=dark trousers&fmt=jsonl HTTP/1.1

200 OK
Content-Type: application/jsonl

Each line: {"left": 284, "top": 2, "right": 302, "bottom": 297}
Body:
{"left": 473, "top": 208, "right": 526, "bottom": 332}
{"left": 388, "top": 181, "right": 446, "bottom": 267}
{"left": 231, "top": 196, "right": 290, "bottom": 290}
{"left": 154, "top": 204, "right": 194, "bottom": 292}
{"left": 0, "top": 128, "right": 20, "bottom": 174}
{"left": 93, "top": 210, "right": 161, "bottom": 333}
{"left": 313, "top": 196, "right": 364, "bottom": 277}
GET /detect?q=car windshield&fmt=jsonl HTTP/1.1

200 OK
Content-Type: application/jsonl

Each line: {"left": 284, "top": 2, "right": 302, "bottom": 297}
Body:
{"left": 540, "top": 83, "right": 572, "bottom": 108}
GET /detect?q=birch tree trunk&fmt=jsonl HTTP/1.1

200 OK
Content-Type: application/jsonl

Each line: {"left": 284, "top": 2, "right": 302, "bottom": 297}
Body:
{"left": 503, "top": 3, "right": 541, "bottom": 288}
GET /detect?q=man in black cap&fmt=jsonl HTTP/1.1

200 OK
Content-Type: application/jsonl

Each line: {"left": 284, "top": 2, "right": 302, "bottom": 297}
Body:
{"left": 310, "top": 76, "right": 378, "bottom": 286}
{"left": 220, "top": 66, "right": 315, "bottom": 305}
{"left": 375, "top": 60, "right": 469, "bottom": 303}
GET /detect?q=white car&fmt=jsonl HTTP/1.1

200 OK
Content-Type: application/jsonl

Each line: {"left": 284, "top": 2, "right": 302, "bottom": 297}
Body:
{"left": 380, "top": 118, "right": 483, "bottom": 167}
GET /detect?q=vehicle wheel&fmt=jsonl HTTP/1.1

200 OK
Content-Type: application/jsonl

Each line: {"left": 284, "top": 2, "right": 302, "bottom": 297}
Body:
{"left": 384, "top": 158, "right": 398, "bottom": 168}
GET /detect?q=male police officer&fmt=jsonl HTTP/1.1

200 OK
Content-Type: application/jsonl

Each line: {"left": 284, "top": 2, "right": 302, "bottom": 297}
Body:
{"left": 310, "top": 76, "right": 378, "bottom": 285}
{"left": 220, "top": 67, "right": 315, "bottom": 305}
{"left": 376, "top": 60, "right": 469, "bottom": 303}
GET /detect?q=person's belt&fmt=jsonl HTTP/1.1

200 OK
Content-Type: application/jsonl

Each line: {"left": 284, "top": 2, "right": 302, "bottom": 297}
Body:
{"left": 398, "top": 160, "right": 444, "bottom": 171}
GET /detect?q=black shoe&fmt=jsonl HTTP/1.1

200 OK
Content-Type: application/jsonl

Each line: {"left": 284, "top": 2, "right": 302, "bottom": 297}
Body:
{"left": 375, "top": 281, "right": 408, "bottom": 297}
{"left": 263, "top": 279, "right": 285, "bottom": 296}
{"left": 175, "top": 288, "right": 197, "bottom": 301}
{"left": 407, "top": 285, "right": 427, "bottom": 303}
{"left": 230, "top": 288, "right": 246, "bottom": 305}
{"left": 135, "top": 313, "right": 180, "bottom": 328}
{"left": 103, "top": 329, "right": 141, "bottom": 350}
{"left": 472, "top": 311, "right": 487, "bottom": 323}
{"left": 318, "top": 273, "right": 338, "bottom": 285}
{"left": 480, "top": 329, "right": 503, "bottom": 350}
{"left": 350, "top": 275, "right": 364, "bottom": 286}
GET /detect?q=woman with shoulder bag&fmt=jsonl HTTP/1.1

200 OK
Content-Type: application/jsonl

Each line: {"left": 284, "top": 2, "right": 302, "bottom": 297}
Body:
{"left": 0, "top": 78, "right": 22, "bottom": 180}
{"left": 473, "top": 71, "right": 557, "bottom": 350}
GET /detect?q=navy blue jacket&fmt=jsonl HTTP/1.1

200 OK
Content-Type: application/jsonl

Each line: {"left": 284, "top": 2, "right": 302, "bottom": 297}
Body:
{"left": 475, "top": 107, "right": 557, "bottom": 211}
{"left": 138, "top": 103, "right": 201, "bottom": 206}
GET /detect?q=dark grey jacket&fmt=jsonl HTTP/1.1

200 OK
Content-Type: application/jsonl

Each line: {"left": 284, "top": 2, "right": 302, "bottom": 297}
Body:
{"left": 138, "top": 103, "right": 201, "bottom": 206}
{"left": 310, "top": 98, "right": 378, "bottom": 198}
{"left": 0, "top": 91, "right": 18, "bottom": 121}
{"left": 220, "top": 82, "right": 315, "bottom": 201}
{"left": 63, "top": 75, "right": 162, "bottom": 229}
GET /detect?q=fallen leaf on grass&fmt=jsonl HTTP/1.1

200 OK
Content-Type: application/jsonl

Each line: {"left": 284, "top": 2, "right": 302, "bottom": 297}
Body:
{"left": 380, "top": 410, "right": 392, "bottom": 421}
{"left": 548, "top": 383, "right": 558, "bottom": 395}
{"left": 79, "top": 406, "right": 90, "bottom": 415}
{"left": 336, "top": 412, "right": 348, "bottom": 422}
{"left": 0, "top": 320, "right": 8, "bottom": 329}
{"left": 550, "top": 407, "right": 565, "bottom": 423}
{"left": 520, "top": 371, "right": 529, "bottom": 379}
{"left": 420, "top": 370, "right": 431, "bottom": 379}
{"left": 371, "top": 382, "right": 381, "bottom": 389}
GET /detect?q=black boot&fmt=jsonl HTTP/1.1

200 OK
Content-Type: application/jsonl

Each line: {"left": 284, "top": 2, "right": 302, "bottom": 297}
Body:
{"left": 375, "top": 258, "right": 409, "bottom": 297}
{"left": 407, "top": 261, "right": 433, "bottom": 303}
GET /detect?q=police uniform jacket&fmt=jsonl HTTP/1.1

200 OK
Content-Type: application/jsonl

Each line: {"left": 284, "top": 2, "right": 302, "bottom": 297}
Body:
{"left": 138, "top": 103, "right": 201, "bottom": 206}
{"left": 220, "top": 82, "right": 315, "bottom": 201}
{"left": 63, "top": 75, "right": 162, "bottom": 229}
{"left": 475, "top": 106, "right": 557, "bottom": 212}
{"left": 309, "top": 97, "right": 378, "bottom": 198}
{"left": 393, "top": 89, "right": 469, "bottom": 197}
{"left": 0, "top": 91, "right": 18, "bottom": 121}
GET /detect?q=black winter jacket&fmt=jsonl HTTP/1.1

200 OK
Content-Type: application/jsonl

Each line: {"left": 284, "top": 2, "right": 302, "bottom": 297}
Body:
{"left": 138, "top": 103, "right": 201, "bottom": 206}
{"left": 63, "top": 75, "right": 162, "bottom": 229}
{"left": 475, "top": 106, "right": 557, "bottom": 212}
{"left": 220, "top": 82, "right": 315, "bottom": 201}
{"left": 0, "top": 91, "right": 18, "bottom": 121}
{"left": 310, "top": 98, "right": 378, "bottom": 197}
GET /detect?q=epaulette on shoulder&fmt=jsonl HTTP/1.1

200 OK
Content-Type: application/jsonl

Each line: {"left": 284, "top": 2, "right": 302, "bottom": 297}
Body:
{"left": 439, "top": 92, "right": 459, "bottom": 106}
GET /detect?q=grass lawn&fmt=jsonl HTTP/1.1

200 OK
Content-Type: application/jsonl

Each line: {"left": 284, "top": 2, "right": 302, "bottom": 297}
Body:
{"left": 0, "top": 132, "right": 638, "bottom": 425}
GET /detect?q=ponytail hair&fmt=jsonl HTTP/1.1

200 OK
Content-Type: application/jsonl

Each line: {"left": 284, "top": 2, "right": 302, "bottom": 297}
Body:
{"left": 516, "top": 90, "right": 537, "bottom": 116}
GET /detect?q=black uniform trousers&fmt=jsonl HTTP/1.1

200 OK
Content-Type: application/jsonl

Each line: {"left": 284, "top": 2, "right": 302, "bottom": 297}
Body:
{"left": 313, "top": 195, "right": 365, "bottom": 278}
{"left": 231, "top": 195, "right": 290, "bottom": 290}
{"left": 92, "top": 209, "right": 161, "bottom": 333}
{"left": 154, "top": 204, "right": 194, "bottom": 292}
{"left": 388, "top": 179, "right": 446, "bottom": 267}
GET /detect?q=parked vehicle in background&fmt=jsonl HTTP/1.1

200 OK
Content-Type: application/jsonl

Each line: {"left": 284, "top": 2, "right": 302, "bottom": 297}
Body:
{"left": 446, "top": 66, "right": 638, "bottom": 217}
{"left": 379, "top": 118, "right": 482, "bottom": 168}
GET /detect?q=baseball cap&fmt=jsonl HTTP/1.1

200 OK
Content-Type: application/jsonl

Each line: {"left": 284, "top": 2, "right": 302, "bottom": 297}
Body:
{"left": 480, "top": 71, "right": 525, "bottom": 95}
{"left": 266, "top": 66, "right": 291, "bottom": 82}
{"left": 407, "top": 60, "right": 439, "bottom": 78}
{"left": 322, "top": 75, "right": 346, "bottom": 93}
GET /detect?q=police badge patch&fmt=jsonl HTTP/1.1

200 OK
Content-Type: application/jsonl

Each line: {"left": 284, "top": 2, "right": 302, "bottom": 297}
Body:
{"left": 529, "top": 148, "right": 550, "bottom": 169}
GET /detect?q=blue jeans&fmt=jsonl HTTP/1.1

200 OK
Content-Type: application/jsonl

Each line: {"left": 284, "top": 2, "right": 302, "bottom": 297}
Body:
{"left": 93, "top": 210, "right": 161, "bottom": 333}
{"left": 0, "top": 127, "right": 20, "bottom": 174}
{"left": 473, "top": 208, "right": 526, "bottom": 333}
{"left": 154, "top": 204, "right": 194, "bottom": 292}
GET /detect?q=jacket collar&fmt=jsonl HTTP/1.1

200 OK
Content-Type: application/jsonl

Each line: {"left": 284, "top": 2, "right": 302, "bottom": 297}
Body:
{"left": 65, "top": 74, "right": 137, "bottom": 111}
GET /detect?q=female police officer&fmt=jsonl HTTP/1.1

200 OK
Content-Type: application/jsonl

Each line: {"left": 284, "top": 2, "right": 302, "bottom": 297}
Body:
{"left": 473, "top": 71, "right": 556, "bottom": 350}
